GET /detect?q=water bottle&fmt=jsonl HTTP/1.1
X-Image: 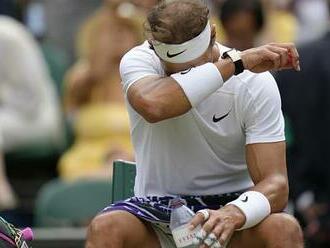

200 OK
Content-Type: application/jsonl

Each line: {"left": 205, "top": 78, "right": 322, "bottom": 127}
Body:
{"left": 169, "top": 198, "right": 201, "bottom": 248}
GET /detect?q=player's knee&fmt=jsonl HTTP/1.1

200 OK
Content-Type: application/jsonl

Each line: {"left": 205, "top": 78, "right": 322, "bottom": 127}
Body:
{"left": 264, "top": 213, "right": 303, "bottom": 243}
{"left": 280, "top": 214, "right": 303, "bottom": 243}
{"left": 87, "top": 212, "right": 124, "bottom": 242}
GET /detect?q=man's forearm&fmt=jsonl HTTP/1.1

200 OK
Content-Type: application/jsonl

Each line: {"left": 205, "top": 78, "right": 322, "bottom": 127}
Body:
{"left": 223, "top": 176, "right": 288, "bottom": 231}
{"left": 251, "top": 174, "right": 289, "bottom": 213}
{"left": 129, "top": 60, "right": 234, "bottom": 123}
{"left": 214, "top": 57, "right": 235, "bottom": 82}
{"left": 128, "top": 43, "right": 300, "bottom": 123}
{"left": 128, "top": 75, "right": 192, "bottom": 123}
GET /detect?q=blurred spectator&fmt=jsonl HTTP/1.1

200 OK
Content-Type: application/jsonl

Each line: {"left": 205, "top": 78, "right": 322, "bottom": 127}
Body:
{"left": 219, "top": 0, "right": 265, "bottom": 50}
{"left": 0, "top": 16, "right": 64, "bottom": 209}
{"left": 295, "top": 0, "right": 329, "bottom": 44}
{"left": 261, "top": 0, "right": 298, "bottom": 44}
{"left": 41, "top": 0, "right": 102, "bottom": 63}
{"left": 131, "top": 0, "right": 159, "bottom": 12}
{"left": 275, "top": 1, "right": 330, "bottom": 246}
{"left": 23, "top": 1, "right": 70, "bottom": 97}
{"left": 58, "top": 2, "right": 142, "bottom": 181}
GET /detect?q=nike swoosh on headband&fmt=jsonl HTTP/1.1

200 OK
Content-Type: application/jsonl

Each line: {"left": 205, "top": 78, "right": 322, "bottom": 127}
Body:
{"left": 152, "top": 21, "right": 211, "bottom": 63}
{"left": 167, "top": 49, "right": 187, "bottom": 58}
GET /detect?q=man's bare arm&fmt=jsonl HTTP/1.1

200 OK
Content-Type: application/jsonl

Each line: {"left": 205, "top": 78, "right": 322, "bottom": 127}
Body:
{"left": 246, "top": 141, "right": 288, "bottom": 213}
{"left": 127, "top": 43, "right": 299, "bottom": 123}
{"left": 214, "top": 141, "right": 288, "bottom": 230}
{"left": 188, "top": 141, "right": 288, "bottom": 246}
{"left": 127, "top": 59, "right": 234, "bottom": 123}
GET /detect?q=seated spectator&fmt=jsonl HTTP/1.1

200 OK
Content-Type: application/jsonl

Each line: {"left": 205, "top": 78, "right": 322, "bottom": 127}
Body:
{"left": 59, "top": 3, "right": 142, "bottom": 181}
{"left": 0, "top": 16, "right": 64, "bottom": 209}
{"left": 275, "top": 1, "right": 330, "bottom": 245}
{"left": 41, "top": 0, "right": 102, "bottom": 64}
{"left": 261, "top": 0, "right": 298, "bottom": 44}
{"left": 295, "top": 0, "right": 329, "bottom": 44}
{"left": 218, "top": 0, "right": 265, "bottom": 50}
{"left": 24, "top": 1, "right": 70, "bottom": 96}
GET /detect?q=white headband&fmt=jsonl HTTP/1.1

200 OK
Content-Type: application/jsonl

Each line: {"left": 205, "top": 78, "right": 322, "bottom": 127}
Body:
{"left": 152, "top": 21, "right": 211, "bottom": 63}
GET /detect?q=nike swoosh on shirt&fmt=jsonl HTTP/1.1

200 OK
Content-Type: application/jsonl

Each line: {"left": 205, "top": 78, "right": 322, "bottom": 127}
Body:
{"left": 241, "top": 196, "right": 248, "bottom": 203}
{"left": 212, "top": 111, "right": 230, "bottom": 123}
{"left": 167, "top": 49, "right": 187, "bottom": 58}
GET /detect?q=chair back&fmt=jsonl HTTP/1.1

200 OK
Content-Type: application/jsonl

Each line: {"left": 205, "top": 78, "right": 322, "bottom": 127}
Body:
{"left": 112, "top": 160, "right": 136, "bottom": 203}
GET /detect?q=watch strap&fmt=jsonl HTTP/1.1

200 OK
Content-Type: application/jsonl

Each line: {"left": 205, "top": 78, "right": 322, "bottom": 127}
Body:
{"left": 222, "top": 49, "right": 245, "bottom": 75}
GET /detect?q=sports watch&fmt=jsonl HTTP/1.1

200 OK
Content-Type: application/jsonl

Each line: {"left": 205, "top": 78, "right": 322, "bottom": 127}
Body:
{"left": 221, "top": 49, "right": 245, "bottom": 75}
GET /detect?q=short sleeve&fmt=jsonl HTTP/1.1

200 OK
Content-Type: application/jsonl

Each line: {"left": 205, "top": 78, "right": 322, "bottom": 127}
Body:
{"left": 119, "top": 42, "right": 161, "bottom": 95}
{"left": 240, "top": 72, "right": 285, "bottom": 145}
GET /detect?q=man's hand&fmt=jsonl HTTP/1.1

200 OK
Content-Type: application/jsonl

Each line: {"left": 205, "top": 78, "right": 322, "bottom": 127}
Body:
{"left": 189, "top": 205, "right": 246, "bottom": 247}
{"left": 241, "top": 43, "right": 300, "bottom": 73}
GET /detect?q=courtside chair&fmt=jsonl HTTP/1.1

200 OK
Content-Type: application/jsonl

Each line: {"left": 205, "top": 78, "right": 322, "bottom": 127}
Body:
{"left": 34, "top": 179, "right": 112, "bottom": 227}
{"left": 111, "top": 160, "right": 136, "bottom": 203}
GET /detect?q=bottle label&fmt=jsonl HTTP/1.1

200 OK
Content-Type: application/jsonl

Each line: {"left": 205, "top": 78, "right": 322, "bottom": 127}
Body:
{"left": 172, "top": 224, "right": 199, "bottom": 247}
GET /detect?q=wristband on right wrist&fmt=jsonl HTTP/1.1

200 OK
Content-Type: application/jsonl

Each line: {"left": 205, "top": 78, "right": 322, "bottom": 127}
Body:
{"left": 226, "top": 191, "right": 271, "bottom": 230}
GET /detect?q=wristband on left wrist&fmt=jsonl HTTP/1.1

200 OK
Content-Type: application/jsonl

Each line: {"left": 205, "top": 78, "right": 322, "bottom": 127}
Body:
{"left": 226, "top": 191, "right": 271, "bottom": 230}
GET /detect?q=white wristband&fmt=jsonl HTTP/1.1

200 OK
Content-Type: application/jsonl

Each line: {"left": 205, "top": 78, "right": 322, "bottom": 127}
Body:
{"left": 171, "top": 63, "right": 224, "bottom": 107}
{"left": 226, "top": 191, "right": 271, "bottom": 230}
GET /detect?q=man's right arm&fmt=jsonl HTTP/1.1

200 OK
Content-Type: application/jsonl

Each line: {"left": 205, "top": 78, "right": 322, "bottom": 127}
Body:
{"left": 127, "top": 58, "right": 235, "bottom": 123}
{"left": 126, "top": 43, "right": 300, "bottom": 123}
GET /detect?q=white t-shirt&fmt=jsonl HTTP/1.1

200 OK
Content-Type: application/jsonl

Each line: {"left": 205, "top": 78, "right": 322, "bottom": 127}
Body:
{"left": 120, "top": 41, "right": 285, "bottom": 197}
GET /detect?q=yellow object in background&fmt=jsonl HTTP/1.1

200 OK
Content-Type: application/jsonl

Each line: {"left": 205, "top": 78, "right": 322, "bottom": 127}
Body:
{"left": 58, "top": 103, "right": 133, "bottom": 181}
{"left": 265, "top": 10, "right": 298, "bottom": 43}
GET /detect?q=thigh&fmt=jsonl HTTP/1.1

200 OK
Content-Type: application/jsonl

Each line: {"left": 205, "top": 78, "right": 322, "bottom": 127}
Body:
{"left": 118, "top": 211, "right": 161, "bottom": 248}
{"left": 151, "top": 224, "right": 177, "bottom": 248}
{"left": 88, "top": 210, "right": 161, "bottom": 248}
{"left": 227, "top": 213, "right": 302, "bottom": 248}
{"left": 227, "top": 228, "right": 262, "bottom": 248}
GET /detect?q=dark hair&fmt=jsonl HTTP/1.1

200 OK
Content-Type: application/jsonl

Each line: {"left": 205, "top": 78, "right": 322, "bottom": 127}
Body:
{"left": 219, "top": 0, "right": 265, "bottom": 33}
{"left": 145, "top": 0, "right": 210, "bottom": 44}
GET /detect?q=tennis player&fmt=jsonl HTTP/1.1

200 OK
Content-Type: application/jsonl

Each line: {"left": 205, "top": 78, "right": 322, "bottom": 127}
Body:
{"left": 86, "top": 1, "right": 303, "bottom": 247}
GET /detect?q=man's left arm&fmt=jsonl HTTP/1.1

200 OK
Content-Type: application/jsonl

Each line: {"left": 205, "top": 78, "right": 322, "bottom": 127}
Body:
{"left": 189, "top": 72, "right": 288, "bottom": 245}
{"left": 189, "top": 142, "right": 288, "bottom": 246}
{"left": 241, "top": 72, "right": 289, "bottom": 214}
{"left": 245, "top": 141, "right": 288, "bottom": 213}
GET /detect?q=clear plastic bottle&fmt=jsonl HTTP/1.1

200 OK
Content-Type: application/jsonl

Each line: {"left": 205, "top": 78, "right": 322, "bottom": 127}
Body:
{"left": 169, "top": 198, "right": 201, "bottom": 248}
